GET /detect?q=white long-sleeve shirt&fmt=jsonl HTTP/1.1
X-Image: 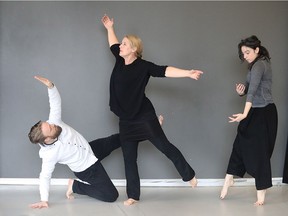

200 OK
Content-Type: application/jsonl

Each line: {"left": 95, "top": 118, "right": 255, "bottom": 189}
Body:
{"left": 38, "top": 86, "right": 97, "bottom": 201}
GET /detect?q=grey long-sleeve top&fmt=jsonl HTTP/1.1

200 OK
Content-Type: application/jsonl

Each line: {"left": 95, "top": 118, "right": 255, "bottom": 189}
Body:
{"left": 244, "top": 59, "right": 274, "bottom": 107}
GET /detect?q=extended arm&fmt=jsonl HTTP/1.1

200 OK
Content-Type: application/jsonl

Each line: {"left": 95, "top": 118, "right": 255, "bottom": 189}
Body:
{"left": 101, "top": 14, "right": 119, "bottom": 47}
{"left": 29, "top": 76, "right": 59, "bottom": 208}
{"left": 29, "top": 159, "right": 56, "bottom": 209}
{"left": 165, "top": 66, "right": 203, "bottom": 80}
{"left": 34, "top": 76, "right": 62, "bottom": 122}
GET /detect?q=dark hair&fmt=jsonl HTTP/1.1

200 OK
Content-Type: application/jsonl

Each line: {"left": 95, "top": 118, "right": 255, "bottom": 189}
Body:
{"left": 238, "top": 35, "right": 271, "bottom": 69}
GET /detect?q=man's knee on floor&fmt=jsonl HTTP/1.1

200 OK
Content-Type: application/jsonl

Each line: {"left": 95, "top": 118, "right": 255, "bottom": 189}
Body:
{"left": 104, "top": 189, "right": 119, "bottom": 202}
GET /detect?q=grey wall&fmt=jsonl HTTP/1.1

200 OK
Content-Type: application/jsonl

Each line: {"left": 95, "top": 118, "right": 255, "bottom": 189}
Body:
{"left": 1, "top": 1, "right": 287, "bottom": 180}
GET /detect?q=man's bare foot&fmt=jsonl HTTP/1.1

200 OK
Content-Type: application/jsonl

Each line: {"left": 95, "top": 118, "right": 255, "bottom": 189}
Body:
{"left": 124, "top": 198, "right": 138, "bottom": 206}
{"left": 66, "top": 179, "right": 75, "bottom": 200}
{"left": 158, "top": 115, "right": 164, "bottom": 126}
{"left": 189, "top": 176, "right": 198, "bottom": 188}
{"left": 220, "top": 174, "right": 234, "bottom": 199}
{"left": 254, "top": 189, "right": 266, "bottom": 206}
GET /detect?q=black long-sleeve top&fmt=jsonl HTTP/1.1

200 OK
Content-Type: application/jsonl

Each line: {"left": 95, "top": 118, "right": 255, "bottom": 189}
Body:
{"left": 109, "top": 44, "right": 167, "bottom": 120}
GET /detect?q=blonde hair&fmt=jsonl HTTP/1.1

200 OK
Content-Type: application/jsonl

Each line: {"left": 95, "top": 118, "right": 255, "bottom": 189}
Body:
{"left": 125, "top": 34, "right": 143, "bottom": 58}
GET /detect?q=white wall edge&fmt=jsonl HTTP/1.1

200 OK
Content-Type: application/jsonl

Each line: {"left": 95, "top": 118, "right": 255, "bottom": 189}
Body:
{"left": 0, "top": 177, "right": 285, "bottom": 187}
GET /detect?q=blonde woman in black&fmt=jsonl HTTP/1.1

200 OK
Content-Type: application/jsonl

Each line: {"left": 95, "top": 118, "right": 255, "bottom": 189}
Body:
{"left": 101, "top": 14, "right": 203, "bottom": 206}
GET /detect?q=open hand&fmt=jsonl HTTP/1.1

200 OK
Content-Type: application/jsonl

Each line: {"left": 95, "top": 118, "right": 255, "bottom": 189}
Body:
{"left": 34, "top": 76, "right": 54, "bottom": 88}
{"left": 229, "top": 113, "right": 246, "bottom": 122}
{"left": 29, "top": 201, "right": 49, "bottom": 209}
{"left": 101, "top": 14, "right": 114, "bottom": 29}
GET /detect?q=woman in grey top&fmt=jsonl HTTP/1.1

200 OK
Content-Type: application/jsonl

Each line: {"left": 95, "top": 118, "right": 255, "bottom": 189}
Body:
{"left": 220, "top": 35, "right": 278, "bottom": 206}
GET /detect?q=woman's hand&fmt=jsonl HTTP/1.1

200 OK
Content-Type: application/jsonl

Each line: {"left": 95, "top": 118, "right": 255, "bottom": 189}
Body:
{"left": 188, "top": 70, "right": 203, "bottom": 80}
{"left": 236, "top": 83, "right": 245, "bottom": 95}
{"left": 229, "top": 113, "right": 247, "bottom": 122}
{"left": 101, "top": 14, "right": 114, "bottom": 29}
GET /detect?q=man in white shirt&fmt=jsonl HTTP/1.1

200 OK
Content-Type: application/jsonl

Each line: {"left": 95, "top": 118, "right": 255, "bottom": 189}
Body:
{"left": 28, "top": 76, "right": 121, "bottom": 209}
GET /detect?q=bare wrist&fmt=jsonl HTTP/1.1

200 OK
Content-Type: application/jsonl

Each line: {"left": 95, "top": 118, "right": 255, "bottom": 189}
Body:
{"left": 48, "top": 83, "right": 54, "bottom": 89}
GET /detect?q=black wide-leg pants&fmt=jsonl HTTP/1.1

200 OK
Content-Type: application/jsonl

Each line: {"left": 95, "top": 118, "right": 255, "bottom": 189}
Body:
{"left": 226, "top": 104, "right": 278, "bottom": 190}
{"left": 120, "top": 117, "right": 195, "bottom": 200}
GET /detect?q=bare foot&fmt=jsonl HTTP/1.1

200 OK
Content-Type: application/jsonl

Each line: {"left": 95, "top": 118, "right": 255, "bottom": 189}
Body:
{"left": 189, "top": 176, "right": 198, "bottom": 188}
{"left": 124, "top": 198, "right": 138, "bottom": 206}
{"left": 254, "top": 189, "right": 266, "bottom": 206}
{"left": 158, "top": 115, "right": 164, "bottom": 126}
{"left": 220, "top": 174, "right": 234, "bottom": 199}
{"left": 66, "top": 179, "right": 75, "bottom": 200}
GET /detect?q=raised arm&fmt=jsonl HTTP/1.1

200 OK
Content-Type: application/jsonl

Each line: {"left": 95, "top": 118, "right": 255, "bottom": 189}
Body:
{"left": 34, "top": 75, "right": 61, "bottom": 122}
{"left": 165, "top": 66, "right": 203, "bottom": 80}
{"left": 101, "top": 14, "right": 119, "bottom": 47}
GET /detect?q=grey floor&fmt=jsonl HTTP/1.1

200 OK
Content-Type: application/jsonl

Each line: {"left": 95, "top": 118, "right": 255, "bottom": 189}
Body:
{"left": 1, "top": 185, "right": 288, "bottom": 216}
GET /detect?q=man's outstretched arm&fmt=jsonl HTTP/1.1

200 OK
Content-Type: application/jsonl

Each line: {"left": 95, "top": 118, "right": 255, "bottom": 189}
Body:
{"left": 34, "top": 75, "right": 62, "bottom": 122}
{"left": 29, "top": 76, "right": 59, "bottom": 209}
